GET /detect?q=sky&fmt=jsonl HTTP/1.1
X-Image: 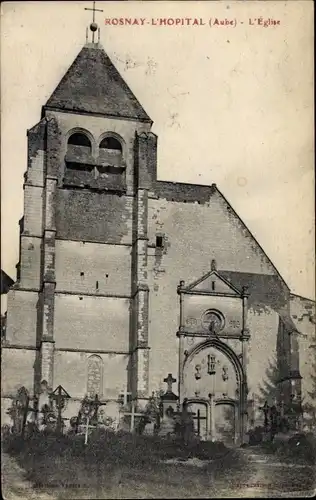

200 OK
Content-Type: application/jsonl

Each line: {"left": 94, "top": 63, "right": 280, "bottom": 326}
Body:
{"left": 1, "top": 1, "right": 315, "bottom": 300}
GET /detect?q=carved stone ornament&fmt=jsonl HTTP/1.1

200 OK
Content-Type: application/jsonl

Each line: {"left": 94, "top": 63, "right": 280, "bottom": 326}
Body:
{"left": 195, "top": 364, "right": 202, "bottom": 380}
{"left": 207, "top": 354, "right": 216, "bottom": 375}
{"left": 201, "top": 310, "right": 225, "bottom": 334}
{"left": 222, "top": 366, "right": 229, "bottom": 381}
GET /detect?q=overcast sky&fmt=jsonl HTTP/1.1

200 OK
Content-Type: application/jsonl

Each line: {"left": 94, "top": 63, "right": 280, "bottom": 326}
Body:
{"left": 1, "top": 1, "right": 314, "bottom": 300}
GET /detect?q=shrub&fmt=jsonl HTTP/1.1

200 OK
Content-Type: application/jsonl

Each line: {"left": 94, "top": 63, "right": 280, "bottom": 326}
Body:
{"left": 247, "top": 426, "right": 264, "bottom": 445}
{"left": 284, "top": 433, "right": 316, "bottom": 464}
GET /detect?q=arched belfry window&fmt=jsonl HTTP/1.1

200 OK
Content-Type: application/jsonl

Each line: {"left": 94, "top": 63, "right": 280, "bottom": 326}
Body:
{"left": 99, "top": 136, "right": 122, "bottom": 151}
{"left": 64, "top": 131, "right": 94, "bottom": 188}
{"left": 98, "top": 134, "right": 123, "bottom": 168}
{"left": 67, "top": 132, "right": 92, "bottom": 155}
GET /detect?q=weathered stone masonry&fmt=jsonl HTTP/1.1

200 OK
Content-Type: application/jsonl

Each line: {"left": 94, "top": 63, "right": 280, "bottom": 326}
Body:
{"left": 1, "top": 41, "right": 314, "bottom": 441}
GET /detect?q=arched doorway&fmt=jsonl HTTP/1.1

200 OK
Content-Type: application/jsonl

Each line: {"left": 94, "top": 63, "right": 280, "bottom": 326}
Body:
{"left": 181, "top": 338, "right": 246, "bottom": 443}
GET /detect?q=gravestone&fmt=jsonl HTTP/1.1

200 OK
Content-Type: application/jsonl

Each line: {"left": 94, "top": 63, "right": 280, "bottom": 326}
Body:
{"left": 143, "top": 420, "right": 156, "bottom": 436}
{"left": 158, "top": 407, "right": 175, "bottom": 438}
{"left": 158, "top": 373, "right": 179, "bottom": 438}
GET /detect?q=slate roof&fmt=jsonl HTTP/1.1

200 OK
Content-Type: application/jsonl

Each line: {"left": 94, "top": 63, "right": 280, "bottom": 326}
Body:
{"left": 44, "top": 44, "right": 151, "bottom": 122}
{"left": 219, "top": 270, "right": 289, "bottom": 311}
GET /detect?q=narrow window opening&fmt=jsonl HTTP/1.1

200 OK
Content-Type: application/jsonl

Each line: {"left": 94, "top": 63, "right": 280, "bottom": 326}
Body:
{"left": 96, "top": 281, "right": 99, "bottom": 290}
{"left": 211, "top": 281, "right": 215, "bottom": 291}
{"left": 80, "top": 272, "right": 84, "bottom": 277}
{"left": 156, "top": 236, "right": 164, "bottom": 248}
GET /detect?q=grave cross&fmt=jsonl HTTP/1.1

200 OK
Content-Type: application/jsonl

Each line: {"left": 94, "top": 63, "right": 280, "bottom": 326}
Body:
{"left": 124, "top": 401, "right": 144, "bottom": 432}
{"left": 82, "top": 394, "right": 106, "bottom": 444}
{"left": 164, "top": 373, "right": 176, "bottom": 393}
{"left": 51, "top": 385, "right": 71, "bottom": 433}
{"left": 193, "top": 409, "right": 207, "bottom": 437}
{"left": 119, "top": 387, "right": 132, "bottom": 406}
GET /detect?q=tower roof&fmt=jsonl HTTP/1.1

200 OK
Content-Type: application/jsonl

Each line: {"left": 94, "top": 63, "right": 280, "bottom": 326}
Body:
{"left": 44, "top": 44, "right": 151, "bottom": 122}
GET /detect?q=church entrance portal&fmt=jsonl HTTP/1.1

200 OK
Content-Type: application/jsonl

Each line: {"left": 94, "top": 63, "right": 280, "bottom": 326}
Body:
{"left": 181, "top": 340, "right": 245, "bottom": 444}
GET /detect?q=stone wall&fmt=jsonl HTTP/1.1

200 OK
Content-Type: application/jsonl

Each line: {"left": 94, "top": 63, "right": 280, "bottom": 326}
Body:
{"left": 53, "top": 294, "right": 130, "bottom": 352}
{"left": 5, "top": 290, "right": 39, "bottom": 346}
{"left": 146, "top": 191, "right": 283, "bottom": 394}
{"left": 1, "top": 348, "right": 36, "bottom": 397}
{"left": 53, "top": 350, "right": 129, "bottom": 400}
{"left": 55, "top": 240, "right": 132, "bottom": 295}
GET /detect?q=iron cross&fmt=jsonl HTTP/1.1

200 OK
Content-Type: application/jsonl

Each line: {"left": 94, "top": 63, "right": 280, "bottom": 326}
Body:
{"left": 164, "top": 373, "right": 176, "bottom": 393}
{"left": 85, "top": 2, "right": 104, "bottom": 43}
{"left": 85, "top": 1, "right": 104, "bottom": 23}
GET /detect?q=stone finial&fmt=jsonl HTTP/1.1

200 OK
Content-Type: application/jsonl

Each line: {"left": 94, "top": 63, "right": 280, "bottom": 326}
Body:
{"left": 211, "top": 259, "right": 217, "bottom": 271}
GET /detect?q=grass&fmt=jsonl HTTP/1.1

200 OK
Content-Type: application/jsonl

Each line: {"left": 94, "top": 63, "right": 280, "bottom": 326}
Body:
{"left": 3, "top": 428, "right": 315, "bottom": 498}
{"left": 2, "top": 428, "right": 231, "bottom": 497}
{"left": 260, "top": 432, "right": 316, "bottom": 465}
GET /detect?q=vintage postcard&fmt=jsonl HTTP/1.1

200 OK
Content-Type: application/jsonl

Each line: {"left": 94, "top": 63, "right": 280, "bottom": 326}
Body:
{"left": 1, "top": 1, "right": 315, "bottom": 498}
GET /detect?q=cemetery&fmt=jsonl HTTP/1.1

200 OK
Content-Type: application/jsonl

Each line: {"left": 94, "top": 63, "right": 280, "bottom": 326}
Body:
{"left": 2, "top": 369, "right": 315, "bottom": 497}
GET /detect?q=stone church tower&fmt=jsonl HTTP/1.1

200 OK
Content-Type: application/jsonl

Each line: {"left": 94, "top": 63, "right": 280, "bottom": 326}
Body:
{"left": 2, "top": 34, "right": 314, "bottom": 444}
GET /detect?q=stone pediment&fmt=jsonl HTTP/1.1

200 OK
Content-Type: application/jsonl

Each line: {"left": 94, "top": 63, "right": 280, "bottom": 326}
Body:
{"left": 183, "top": 270, "right": 242, "bottom": 297}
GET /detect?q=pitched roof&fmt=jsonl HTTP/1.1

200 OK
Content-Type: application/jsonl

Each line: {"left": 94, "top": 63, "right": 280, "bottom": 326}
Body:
{"left": 44, "top": 43, "right": 151, "bottom": 122}
{"left": 219, "top": 270, "right": 289, "bottom": 311}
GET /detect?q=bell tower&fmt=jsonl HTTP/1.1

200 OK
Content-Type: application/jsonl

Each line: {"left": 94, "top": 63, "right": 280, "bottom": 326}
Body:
{"left": 6, "top": 10, "right": 158, "bottom": 405}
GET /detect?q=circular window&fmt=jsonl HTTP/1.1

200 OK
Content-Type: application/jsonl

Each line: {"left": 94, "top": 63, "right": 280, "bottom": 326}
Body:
{"left": 201, "top": 309, "right": 225, "bottom": 333}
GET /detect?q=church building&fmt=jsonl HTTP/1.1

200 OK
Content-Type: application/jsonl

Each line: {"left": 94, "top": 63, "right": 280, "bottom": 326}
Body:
{"left": 1, "top": 26, "right": 315, "bottom": 444}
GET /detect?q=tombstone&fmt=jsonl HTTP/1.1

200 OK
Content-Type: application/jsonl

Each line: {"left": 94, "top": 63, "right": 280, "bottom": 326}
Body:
{"left": 142, "top": 420, "right": 156, "bottom": 436}
{"left": 158, "top": 406, "right": 176, "bottom": 438}
{"left": 158, "top": 374, "right": 179, "bottom": 438}
{"left": 160, "top": 373, "right": 178, "bottom": 413}
{"left": 8, "top": 386, "right": 35, "bottom": 437}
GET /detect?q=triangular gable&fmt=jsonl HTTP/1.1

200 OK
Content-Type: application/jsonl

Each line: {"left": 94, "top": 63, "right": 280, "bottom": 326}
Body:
{"left": 44, "top": 44, "right": 151, "bottom": 122}
{"left": 185, "top": 270, "right": 242, "bottom": 296}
